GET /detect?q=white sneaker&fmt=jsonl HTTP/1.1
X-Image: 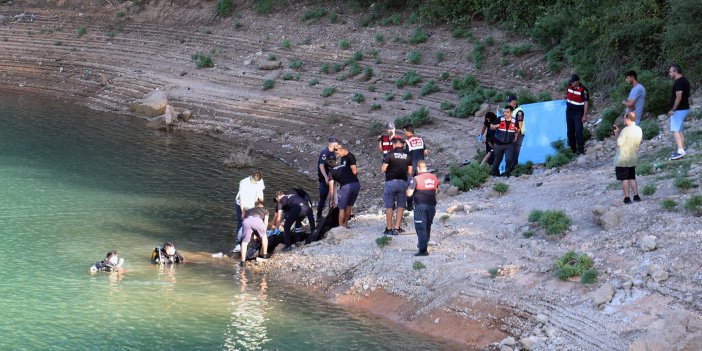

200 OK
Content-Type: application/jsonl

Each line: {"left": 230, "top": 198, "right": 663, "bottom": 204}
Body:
{"left": 231, "top": 244, "right": 241, "bottom": 253}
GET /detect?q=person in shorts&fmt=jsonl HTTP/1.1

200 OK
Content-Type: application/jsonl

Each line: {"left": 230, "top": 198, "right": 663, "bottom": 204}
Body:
{"left": 613, "top": 112, "right": 643, "bottom": 204}
{"left": 327, "top": 158, "right": 360, "bottom": 228}
{"left": 666, "top": 64, "right": 692, "bottom": 160}
{"left": 381, "top": 137, "right": 412, "bottom": 235}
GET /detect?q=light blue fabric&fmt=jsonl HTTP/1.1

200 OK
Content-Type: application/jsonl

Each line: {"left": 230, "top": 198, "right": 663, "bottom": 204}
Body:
{"left": 627, "top": 84, "right": 646, "bottom": 125}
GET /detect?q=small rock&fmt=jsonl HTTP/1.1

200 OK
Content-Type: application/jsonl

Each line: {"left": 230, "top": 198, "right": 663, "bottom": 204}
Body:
{"left": 520, "top": 335, "right": 540, "bottom": 350}
{"left": 500, "top": 336, "right": 517, "bottom": 346}
{"left": 444, "top": 185, "right": 459, "bottom": 196}
{"left": 447, "top": 204, "right": 465, "bottom": 214}
{"left": 214, "top": 126, "right": 225, "bottom": 134}
{"left": 178, "top": 109, "right": 193, "bottom": 122}
{"left": 257, "top": 61, "right": 282, "bottom": 70}
{"left": 499, "top": 346, "right": 513, "bottom": 351}
{"left": 657, "top": 114, "right": 668, "bottom": 122}
{"left": 545, "top": 326, "right": 556, "bottom": 338}
{"left": 535, "top": 314, "right": 549, "bottom": 325}
{"left": 593, "top": 282, "right": 616, "bottom": 307}
{"left": 651, "top": 269, "right": 669, "bottom": 283}
{"left": 592, "top": 205, "right": 608, "bottom": 216}
{"left": 577, "top": 155, "right": 588, "bottom": 165}
{"left": 434, "top": 317, "right": 440, "bottom": 324}
{"left": 640, "top": 235, "right": 657, "bottom": 252}
{"left": 597, "top": 208, "right": 620, "bottom": 230}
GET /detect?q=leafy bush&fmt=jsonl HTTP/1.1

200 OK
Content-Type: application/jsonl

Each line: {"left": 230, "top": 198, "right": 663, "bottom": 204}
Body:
{"left": 581, "top": 269, "right": 599, "bottom": 284}
{"left": 639, "top": 119, "right": 660, "bottom": 140}
{"left": 684, "top": 195, "right": 702, "bottom": 215}
{"left": 267, "top": 54, "right": 277, "bottom": 61}
{"left": 553, "top": 251, "right": 595, "bottom": 284}
{"left": 408, "top": 28, "right": 428, "bottom": 44}
{"left": 523, "top": 230, "right": 535, "bottom": 238}
{"left": 281, "top": 72, "right": 294, "bottom": 81}
{"left": 376, "top": 235, "right": 392, "bottom": 247}
{"left": 545, "top": 140, "right": 576, "bottom": 168}
{"left": 332, "top": 63, "right": 344, "bottom": 73}
{"left": 440, "top": 72, "right": 450, "bottom": 81}
{"left": 367, "top": 119, "right": 384, "bottom": 135}
{"left": 289, "top": 59, "right": 304, "bottom": 69}
{"left": 440, "top": 101, "right": 455, "bottom": 110}
{"left": 641, "top": 183, "right": 656, "bottom": 196}
{"left": 511, "top": 161, "right": 534, "bottom": 177}
{"left": 320, "top": 63, "right": 330, "bottom": 74}
{"left": 216, "top": 0, "right": 235, "bottom": 17}
{"left": 308, "top": 79, "right": 319, "bottom": 86}
{"left": 595, "top": 108, "right": 622, "bottom": 141}
{"left": 191, "top": 52, "right": 214, "bottom": 68}
{"left": 384, "top": 92, "right": 395, "bottom": 101}
{"left": 637, "top": 163, "right": 654, "bottom": 175}
{"left": 396, "top": 70, "right": 422, "bottom": 88}
{"left": 451, "top": 74, "right": 478, "bottom": 91}
{"left": 407, "top": 51, "right": 421, "bottom": 64}
{"left": 663, "top": 0, "right": 702, "bottom": 84}
{"left": 375, "top": 34, "right": 385, "bottom": 43}
{"left": 674, "top": 177, "right": 696, "bottom": 191}
{"left": 661, "top": 199, "right": 678, "bottom": 211}
{"left": 262, "top": 79, "right": 275, "bottom": 90}
{"left": 116, "top": 11, "right": 125, "bottom": 18}
{"left": 76, "top": 26, "right": 87, "bottom": 37}
{"left": 348, "top": 62, "right": 362, "bottom": 76}
{"left": 412, "top": 260, "right": 426, "bottom": 270}
{"left": 471, "top": 42, "right": 485, "bottom": 69}
{"left": 492, "top": 182, "right": 509, "bottom": 194}
{"left": 488, "top": 267, "right": 500, "bottom": 278}
{"left": 395, "top": 107, "right": 432, "bottom": 128}
{"left": 363, "top": 67, "right": 374, "bottom": 80}
{"left": 380, "top": 13, "right": 403, "bottom": 26}
{"left": 435, "top": 51, "right": 445, "bottom": 63}
{"left": 352, "top": 93, "right": 365, "bottom": 103}
{"left": 528, "top": 209, "right": 544, "bottom": 223}
{"left": 280, "top": 40, "right": 291, "bottom": 49}
{"left": 402, "top": 91, "right": 413, "bottom": 100}
{"left": 369, "top": 103, "right": 381, "bottom": 111}
{"left": 537, "top": 91, "right": 552, "bottom": 102}
{"left": 339, "top": 39, "right": 350, "bottom": 49}
{"left": 301, "top": 7, "right": 327, "bottom": 22}
{"left": 351, "top": 50, "right": 364, "bottom": 62}
{"left": 540, "top": 210, "right": 571, "bottom": 235}
{"left": 253, "top": 0, "right": 280, "bottom": 14}
{"left": 449, "top": 163, "right": 490, "bottom": 191}
{"left": 367, "top": 85, "right": 376, "bottom": 92}
{"left": 420, "top": 80, "right": 440, "bottom": 96}
{"left": 517, "top": 89, "right": 537, "bottom": 104}
{"left": 321, "top": 86, "right": 336, "bottom": 97}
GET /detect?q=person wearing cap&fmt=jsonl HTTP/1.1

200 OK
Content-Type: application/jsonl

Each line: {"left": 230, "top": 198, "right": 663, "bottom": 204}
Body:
{"left": 381, "top": 137, "right": 413, "bottom": 235}
{"left": 403, "top": 124, "right": 428, "bottom": 211}
{"left": 235, "top": 170, "right": 265, "bottom": 235}
{"left": 507, "top": 96, "right": 525, "bottom": 170}
{"left": 565, "top": 74, "right": 590, "bottom": 155}
{"left": 622, "top": 70, "right": 646, "bottom": 126}
{"left": 406, "top": 160, "right": 439, "bottom": 256}
{"left": 666, "top": 64, "right": 691, "bottom": 160}
{"left": 377, "top": 122, "right": 399, "bottom": 156}
{"left": 490, "top": 105, "right": 518, "bottom": 177}
{"left": 317, "top": 137, "right": 339, "bottom": 221}
{"left": 613, "top": 111, "right": 643, "bottom": 204}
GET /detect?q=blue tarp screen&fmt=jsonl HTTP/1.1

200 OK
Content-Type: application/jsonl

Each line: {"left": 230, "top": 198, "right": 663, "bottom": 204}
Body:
{"left": 516, "top": 100, "right": 568, "bottom": 164}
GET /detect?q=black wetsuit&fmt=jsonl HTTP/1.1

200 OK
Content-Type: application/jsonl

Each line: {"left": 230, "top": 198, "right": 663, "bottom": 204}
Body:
{"left": 151, "top": 248, "right": 185, "bottom": 264}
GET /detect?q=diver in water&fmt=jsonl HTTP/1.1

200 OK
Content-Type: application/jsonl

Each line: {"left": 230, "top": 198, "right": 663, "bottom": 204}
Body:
{"left": 89, "top": 250, "right": 125, "bottom": 272}
{"left": 151, "top": 242, "right": 185, "bottom": 264}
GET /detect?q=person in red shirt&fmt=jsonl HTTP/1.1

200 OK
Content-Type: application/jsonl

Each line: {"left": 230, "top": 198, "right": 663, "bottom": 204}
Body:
{"left": 406, "top": 160, "right": 439, "bottom": 256}
{"left": 377, "top": 122, "right": 399, "bottom": 156}
{"left": 565, "top": 74, "right": 590, "bottom": 154}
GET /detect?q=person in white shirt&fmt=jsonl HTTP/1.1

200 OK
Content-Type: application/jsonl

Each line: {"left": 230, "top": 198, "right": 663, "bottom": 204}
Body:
{"left": 235, "top": 170, "right": 265, "bottom": 234}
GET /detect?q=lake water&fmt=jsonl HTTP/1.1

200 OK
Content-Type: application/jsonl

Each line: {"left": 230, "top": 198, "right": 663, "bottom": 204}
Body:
{"left": 0, "top": 93, "right": 452, "bottom": 350}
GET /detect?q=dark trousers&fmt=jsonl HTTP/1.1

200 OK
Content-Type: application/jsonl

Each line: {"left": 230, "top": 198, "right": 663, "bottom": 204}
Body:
{"left": 491, "top": 143, "right": 514, "bottom": 177}
{"left": 406, "top": 165, "right": 418, "bottom": 210}
{"left": 283, "top": 205, "right": 315, "bottom": 247}
{"left": 566, "top": 108, "right": 585, "bottom": 154}
{"left": 235, "top": 203, "right": 243, "bottom": 233}
{"left": 414, "top": 204, "right": 436, "bottom": 253}
{"left": 317, "top": 181, "right": 329, "bottom": 212}
{"left": 512, "top": 133, "right": 524, "bottom": 170}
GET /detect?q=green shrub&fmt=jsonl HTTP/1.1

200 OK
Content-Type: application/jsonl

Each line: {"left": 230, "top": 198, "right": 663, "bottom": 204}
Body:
{"left": 267, "top": 54, "right": 277, "bottom": 61}
{"left": 471, "top": 43, "right": 485, "bottom": 69}
{"left": 216, "top": 0, "right": 235, "bottom": 17}
{"left": 253, "top": 0, "right": 279, "bottom": 14}
{"left": 545, "top": 140, "right": 576, "bottom": 168}
{"left": 376, "top": 235, "right": 392, "bottom": 247}
{"left": 369, "top": 103, "right": 381, "bottom": 111}
{"left": 449, "top": 163, "right": 490, "bottom": 191}
{"left": 488, "top": 267, "right": 500, "bottom": 278}
{"left": 352, "top": 93, "right": 365, "bottom": 103}
{"left": 116, "top": 11, "right": 125, "bottom": 18}
{"left": 553, "top": 251, "right": 595, "bottom": 283}
{"left": 637, "top": 163, "right": 654, "bottom": 175}
{"left": 440, "top": 72, "right": 449, "bottom": 81}
{"left": 281, "top": 72, "right": 294, "bottom": 81}
{"left": 492, "top": 182, "right": 509, "bottom": 194}
{"left": 367, "top": 85, "right": 376, "bottom": 92}
{"left": 332, "top": 63, "right": 344, "bottom": 73}
{"left": 509, "top": 44, "right": 532, "bottom": 57}
{"left": 540, "top": 210, "right": 571, "bottom": 235}
{"left": 351, "top": 50, "right": 364, "bottom": 61}
{"left": 339, "top": 39, "right": 350, "bottom": 49}
{"left": 435, "top": 51, "right": 445, "bottom": 63}
{"left": 262, "top": 79, "right": 275, "bottom": 90}
{"left": 511, "top": 161, "right": 534, "bottom": 177}
{"left": 76, "top": 26, "right": 87, "bottom": 37}
{"left": 595, "top": 108, "right": 622, "bottom": 141}
{"left": 661, "top": 199, "right": 678, "bottom": 211}
{"left": 537, "top": 91, "right": 552, "bottom": 102}
{"left": 395, "top": 107, "right": 432, "bottom": 129}
{"left": 384, "top": 92, "right": 395, "bottom": 101}
{"left": 348, "top": 62, "right": 362, "bottom": 76}
{"left": 420, "top": 80, "right": 440, "bottom": 96}
{"left": 321, "top": 86, "right": 336, "bottom": 97}
{"left": 412, "top": 260, "right": 426, "bottom": 270}
{"left": 396, "top": 71, "right": 422, "bottom": 88}
{"left": 368, "top": 119, "right": 384, "bottom": 135}
{"left": 641, "top": 183, "right": 656, "bottom": 196}
{"left": 451, "top": 74, "right": 478, "bottom": 91}
{"left": 581, "top": 269, "right": 599, "bottom": 284}
{"left": 289, "top": 59, "right": 304, "bottom": 69}
{"left": 517, "top": 89, "right": 537, "bottom": 104}
{"left": 191, "top": 52, "right": 214, "bottom": 68}
{"left": 640, "top": 119, "right": 660, "bottom": 140}
{"left": 375, "top": 34, "right": 385, "bottom": 43}
{"left": 301, "top": 7, "right": 327, "bottom": 22}
{"left": 408, "top": 28, "right": 428, "bottom": 44}
{"left": 402, "top": 91, "right": 413, "bottom": 100}
{"left": 280, "top": 40, "right": 291, "bottom": 49}
{"left": 685, "top": 195, "right": 702, "bottom": 215}
{"left": 674, "top": 177, "right": 696, "bottom": 191}
{"left": 320, "top": 63, "right": 330, "bottom": 74}
{"left": 329, "top": 11, "right": 338, "bottom": 23}
{"left": 528, "top": 209, "right": 544, "bottom": 223}
{"left": 363, "top": 67, "right": 374, "bottom": 80}
{"left": 440, "top": 101, "right": 455, "bottom": 110}
{"left": 523, "top": 230, "right": 535, "bottom": 238}
{"left": 407, "top": 51, "right": 421, "bottom": 64}
{"left": 308, "top": 79, "right": 319, "bottom": 86}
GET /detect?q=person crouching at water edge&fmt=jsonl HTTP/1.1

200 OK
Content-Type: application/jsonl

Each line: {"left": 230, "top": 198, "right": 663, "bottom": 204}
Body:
{"left": 90, "top": 250, "right": 124, "bottom": 273}
{"left": 406, "top": 160, "right": 439, "bottom": 256}
{"left": 239, "top": 200, "right": 270, "bottom": 267}
{"left": 151, "top": 242, "right": 185, "bottom": 264}
{"left": 274, "top": 191, "right": 315, "bottom": 252}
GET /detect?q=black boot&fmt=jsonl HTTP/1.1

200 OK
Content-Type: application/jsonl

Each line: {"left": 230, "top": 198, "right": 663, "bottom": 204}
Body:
{"left": 316, "top": 209, "right": 323, "bottom": 222}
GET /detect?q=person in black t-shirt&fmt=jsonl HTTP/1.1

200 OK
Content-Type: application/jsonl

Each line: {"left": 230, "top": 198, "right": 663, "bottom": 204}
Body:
{"left": 274, "top": 191, "right": 316, "bottom": 252}
{"left": 667, "top": 64, "right": 692, "bottom": 160}
{"left": 317, "top": 137, "right": 339, "bottom": 220}
{"left": 478, "top": 111, "right": 497, "bottom": 165}
{"left": 337, "top": 146, "right": 358, "bottom": 175}
{"left": 381, "top": 137, "right": 412, "bottom": 235}
{"left": 327, "top": 158, "right": 361, "bottom": 228}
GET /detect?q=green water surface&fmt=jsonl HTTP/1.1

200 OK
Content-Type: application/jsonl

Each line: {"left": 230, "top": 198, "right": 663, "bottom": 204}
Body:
{"left": 0, "top": 94, "right": 451, "bottom": 350}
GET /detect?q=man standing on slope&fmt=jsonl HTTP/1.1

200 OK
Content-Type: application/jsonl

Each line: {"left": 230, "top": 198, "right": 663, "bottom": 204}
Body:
{"left": 381, "top": 137, "right": 412, "bottom": 235}
{"left": 406, "top": 160, "right": 439, "bottom": 256}
{"left": 403, "top": 124, "right": 428, "bottom": 211}
{"left": 613, "top": 112, "right": 643, "bottom": 204}
{"left": 316, "top": 136, "right": 339, "bottom": 221}
{"left": 565, "top": 74, "right": 590, "bottom": 155}
{"left": 667, "top": 64, "right": 691, "bottom": 160}
{"left": 622, "top": 70, "right": 646, "bottom": 126}
{"left": 490, "top": 105, "right": 518, "bottom": 177}
{"left": 507, "top": 95, "right": 525, "bottom": 170}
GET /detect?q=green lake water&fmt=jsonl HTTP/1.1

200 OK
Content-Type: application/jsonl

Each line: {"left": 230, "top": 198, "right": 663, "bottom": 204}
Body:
{"left": 0, "top": 94, "right": 452, "bottom": 350}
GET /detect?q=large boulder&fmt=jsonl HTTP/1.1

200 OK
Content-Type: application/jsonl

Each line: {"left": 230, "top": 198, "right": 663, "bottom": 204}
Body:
{"left": 595, "top": 207, "right": 620, "bottom": 230}
{"left": 326, "top": 226, "right": 354, "bottom": 244}
{"left": 129, "top": 90, "right": 168, "bottom": 117}
{"left": 640, "top": 235, "right": 657, "bottom": 252}
{"left": 593, "top": 282, "right": 616, "bottom": 307}
{"left": 629, "top": 311, "right": 702, "bottom": 351}
{"left": 258, "top": 61, "right": 282, "bottom": 70}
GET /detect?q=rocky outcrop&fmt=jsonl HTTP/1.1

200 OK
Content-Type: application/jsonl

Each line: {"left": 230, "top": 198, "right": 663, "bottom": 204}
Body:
{"left": 629, "top": 311, "right": 702, "bottom": 351}
{"left": 129, "top": 90, "right": 168, "bottom": 117}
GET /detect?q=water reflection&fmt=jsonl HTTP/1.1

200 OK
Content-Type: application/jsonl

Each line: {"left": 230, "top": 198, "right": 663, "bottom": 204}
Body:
{"left": 224, "top": 271, "right": 271, "bottom": 351}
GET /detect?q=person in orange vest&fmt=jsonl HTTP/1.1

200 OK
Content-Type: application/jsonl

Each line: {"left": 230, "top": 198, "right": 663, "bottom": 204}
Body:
{"left": 565, "top": 74, "right": 590, "bottom": 155}
{"left": 406, "top": 160, "right": 439, "bottom": 256}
